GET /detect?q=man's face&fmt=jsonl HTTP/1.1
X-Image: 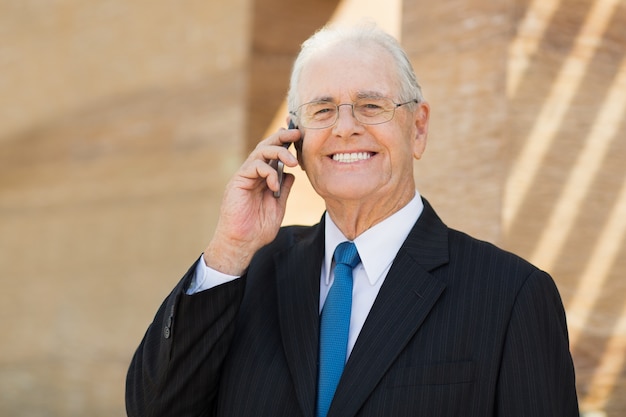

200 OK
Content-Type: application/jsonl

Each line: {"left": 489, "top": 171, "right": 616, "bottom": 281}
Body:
{"left": 295, "top": 42, "right": 429, "bottom": 208}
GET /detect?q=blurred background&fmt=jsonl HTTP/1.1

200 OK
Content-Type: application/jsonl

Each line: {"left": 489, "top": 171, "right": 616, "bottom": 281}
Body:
{"left": 0, "top": 0, "right": 624, "bottom": 415}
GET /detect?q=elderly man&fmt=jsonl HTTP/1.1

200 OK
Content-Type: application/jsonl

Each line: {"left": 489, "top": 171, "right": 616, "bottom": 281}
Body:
{"left": 126, "top": 24, "right": 579, "bottom": 417}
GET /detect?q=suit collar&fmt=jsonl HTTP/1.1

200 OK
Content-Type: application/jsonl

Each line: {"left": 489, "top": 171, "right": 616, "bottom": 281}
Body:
{"left": 398, "top": 197, "right": 450, "bottom": 272}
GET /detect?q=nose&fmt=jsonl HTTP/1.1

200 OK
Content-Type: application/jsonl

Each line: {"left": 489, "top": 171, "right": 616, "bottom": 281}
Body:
{"left": 332, "top": 103, "right": 360, "bottom": 135}
{"left": 336, "top": 103, "right": 356, "bottom": 118}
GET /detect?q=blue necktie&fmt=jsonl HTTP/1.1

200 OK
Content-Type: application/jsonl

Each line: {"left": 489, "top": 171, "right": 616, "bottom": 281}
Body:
{"left": 317, "top": 241, "right": 361, "bottom": 417}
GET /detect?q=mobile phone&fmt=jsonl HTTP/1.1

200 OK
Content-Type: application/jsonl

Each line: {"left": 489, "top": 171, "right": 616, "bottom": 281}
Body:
{"left": 272, "top": 120, "right": 297, "bottom": 198}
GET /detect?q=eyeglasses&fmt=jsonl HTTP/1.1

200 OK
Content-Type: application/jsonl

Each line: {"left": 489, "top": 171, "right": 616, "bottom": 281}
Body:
{"left": 290, "top": 97, "right": 419, "bottom": 129}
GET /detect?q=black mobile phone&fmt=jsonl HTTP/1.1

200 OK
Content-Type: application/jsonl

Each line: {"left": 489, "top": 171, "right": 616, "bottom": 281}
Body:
{"left": 272, "top": 120, "right": 297, "bottom": 198}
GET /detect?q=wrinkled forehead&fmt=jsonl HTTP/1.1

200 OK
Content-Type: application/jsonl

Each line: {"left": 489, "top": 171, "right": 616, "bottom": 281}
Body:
{"left": 296, "top": 42, "right": 401, "bottom": 104}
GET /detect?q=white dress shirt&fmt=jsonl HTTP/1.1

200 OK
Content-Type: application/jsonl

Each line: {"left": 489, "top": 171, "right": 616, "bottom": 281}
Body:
{"left": 321, "top": 192, "right": 423, "bottom": 356}
{"left": 188, "top": 192, "right": 424, "bottom": 357}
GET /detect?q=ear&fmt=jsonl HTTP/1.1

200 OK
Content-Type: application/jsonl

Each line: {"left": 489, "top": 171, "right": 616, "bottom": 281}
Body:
{"left": 412, "top": 101, "right": 430, "bottom": 160}
{"left": 295, "top": 138, "right": 304, "bottom": 170}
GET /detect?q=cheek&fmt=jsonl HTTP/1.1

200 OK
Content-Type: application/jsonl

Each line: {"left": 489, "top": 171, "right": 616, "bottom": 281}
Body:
{"left": 299, "top": 132, "right": 324, "bottom": 167}
{"left": 388, "top": 139, "right": 418, "bottom": 176}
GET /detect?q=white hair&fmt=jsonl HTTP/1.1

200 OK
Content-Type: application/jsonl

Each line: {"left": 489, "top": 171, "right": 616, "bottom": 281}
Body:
{"left": 287, "top": 23, "right": 424, "bottom": 113}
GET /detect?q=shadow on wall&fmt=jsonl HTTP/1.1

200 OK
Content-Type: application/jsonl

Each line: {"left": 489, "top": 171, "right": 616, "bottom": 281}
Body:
{"left": 504, "top": 0, "right": 626, "bottom": 414}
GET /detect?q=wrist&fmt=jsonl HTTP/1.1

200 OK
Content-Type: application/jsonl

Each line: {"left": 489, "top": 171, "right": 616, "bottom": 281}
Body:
{"left": 203, "top": 239, "right": 252, "bottom": 276}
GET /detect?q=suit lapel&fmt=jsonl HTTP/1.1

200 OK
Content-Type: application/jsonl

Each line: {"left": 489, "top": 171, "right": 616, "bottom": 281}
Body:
{"left": 329, "top": 199, "right": 450, "bottom": 417}
{"left": 275, "top": 221, "right": 325, "bottom": 417}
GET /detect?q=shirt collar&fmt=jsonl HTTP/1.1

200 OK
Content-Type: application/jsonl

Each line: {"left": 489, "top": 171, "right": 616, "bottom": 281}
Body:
{"left": 323, "top": 191, "right": 424, "bottom": 286}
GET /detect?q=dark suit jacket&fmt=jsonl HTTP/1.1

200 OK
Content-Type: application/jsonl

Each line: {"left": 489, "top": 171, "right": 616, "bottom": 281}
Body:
{"left": 126, "top": 199, "right": 578, "bottom": 416}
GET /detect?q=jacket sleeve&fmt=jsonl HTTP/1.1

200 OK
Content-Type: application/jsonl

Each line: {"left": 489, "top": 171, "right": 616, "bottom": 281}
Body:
{"left": 125, "top": 258, "right": 245, "bottom": 417}
{"left": 496, "top": 269, "right": 579, "bottom": 416}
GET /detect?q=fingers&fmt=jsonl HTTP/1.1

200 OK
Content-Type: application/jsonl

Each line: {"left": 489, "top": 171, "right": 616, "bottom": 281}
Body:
{"left": 254, "top": 128, "right": 301, "bottom": 164}
{"left": 239, "top": 128, "right": 301, "bottom": 193}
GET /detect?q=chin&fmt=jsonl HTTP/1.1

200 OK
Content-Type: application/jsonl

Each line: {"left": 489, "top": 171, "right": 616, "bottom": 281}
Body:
{"left": 323, "top": 184, "right": 379, "bottom": 202}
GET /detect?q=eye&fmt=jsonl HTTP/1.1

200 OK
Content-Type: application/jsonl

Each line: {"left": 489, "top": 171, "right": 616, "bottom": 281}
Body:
{"left": 307, "top": 102, "right": 336, "bottom": 119}
{"left": 362, "top": 102, "right": 383, "bottom": 110}
{"left": 356, "top": 99, "right": 386, "bottom": 115}
{"left": 314, "top": 107, "right": 333, "bottom": 115}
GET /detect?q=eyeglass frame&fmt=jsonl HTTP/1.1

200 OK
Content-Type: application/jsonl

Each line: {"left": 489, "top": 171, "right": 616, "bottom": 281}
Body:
{"left": 289, "top": 97, "right": 420, "bottom": 129}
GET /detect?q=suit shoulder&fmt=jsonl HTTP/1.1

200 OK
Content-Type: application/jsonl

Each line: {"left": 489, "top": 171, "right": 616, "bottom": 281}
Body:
{"left": 274, "top": 223, "right": 320, "bottom": 248}
{"left": 446, "top": 228, "right": 546, "bottom": 283}
{"left": 251, "top": 223, "right": 321, "bottom": 262}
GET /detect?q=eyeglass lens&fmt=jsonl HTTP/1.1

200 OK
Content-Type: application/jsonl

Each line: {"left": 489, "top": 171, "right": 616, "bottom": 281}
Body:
{"left": 299, "top": 98, "right": 398, "bottom": 129}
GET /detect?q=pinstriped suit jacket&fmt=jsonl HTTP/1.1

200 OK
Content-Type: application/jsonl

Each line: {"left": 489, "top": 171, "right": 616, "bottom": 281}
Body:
{"left": 126, "top": 198, "right": 579, "bottom": 416}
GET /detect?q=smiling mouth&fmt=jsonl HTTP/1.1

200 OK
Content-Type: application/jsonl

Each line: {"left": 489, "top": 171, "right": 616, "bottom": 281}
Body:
{"left": 332, "top": 152, "right": 374, "bottom": 163}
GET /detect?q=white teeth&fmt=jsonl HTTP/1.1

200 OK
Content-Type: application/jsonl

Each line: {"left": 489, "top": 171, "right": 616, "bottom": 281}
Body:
{"left": 332, "top": 152, "right": 372, "bottom": 163}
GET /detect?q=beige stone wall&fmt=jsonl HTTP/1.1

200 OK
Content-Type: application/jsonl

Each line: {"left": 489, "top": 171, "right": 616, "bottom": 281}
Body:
{"left": 0, "top": 0, "right": 624, "bottom": 415}
{"left": 402, "top": 0, "right": 510, "bottom": 243}
{"left": 246, "top": 0, "right": 341, "bottom": 148}
{"left": 0, "top": 1, "right": 249, "bottom": 415}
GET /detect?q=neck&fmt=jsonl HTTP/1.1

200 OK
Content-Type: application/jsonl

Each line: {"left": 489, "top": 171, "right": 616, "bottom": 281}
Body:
{"left": 325, "top": 189, "right": 415, "bottom": 240}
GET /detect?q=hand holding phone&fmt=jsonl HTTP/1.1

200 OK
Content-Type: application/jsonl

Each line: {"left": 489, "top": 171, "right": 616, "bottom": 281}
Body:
{"left": 272, "top": 120, "right": 297, "bottom": 198}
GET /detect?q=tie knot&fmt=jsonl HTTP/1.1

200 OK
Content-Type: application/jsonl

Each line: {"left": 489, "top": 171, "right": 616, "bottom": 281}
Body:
{"left": 334, "top": 241, "right": 361, "bottom": 269}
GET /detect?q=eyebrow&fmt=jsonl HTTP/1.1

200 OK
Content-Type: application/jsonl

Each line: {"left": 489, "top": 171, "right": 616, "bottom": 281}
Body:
{"left": 308, "top": 95, "right": 334, "bottom": 103}
{"left": 354, "top": 91, "right": 387, "bottom": 100}
{"left": 307, "top": 91, "right": 388, "bottom": 103}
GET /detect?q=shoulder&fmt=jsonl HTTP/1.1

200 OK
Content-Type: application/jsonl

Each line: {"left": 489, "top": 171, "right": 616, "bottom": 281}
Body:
{"left": 269, "top": 223, "right": 322, "bottom": 251}
{"left": 412, "top": 198, "right": 543, "bottom": 284}
{"left": 446, "top": 227, "right": 554, "bottom": 294}
{"left": 449, "top": 228, "right": 536, "bottom": 271}
{"left": 248, "top": 222, "right": 323, "bottom": 266}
